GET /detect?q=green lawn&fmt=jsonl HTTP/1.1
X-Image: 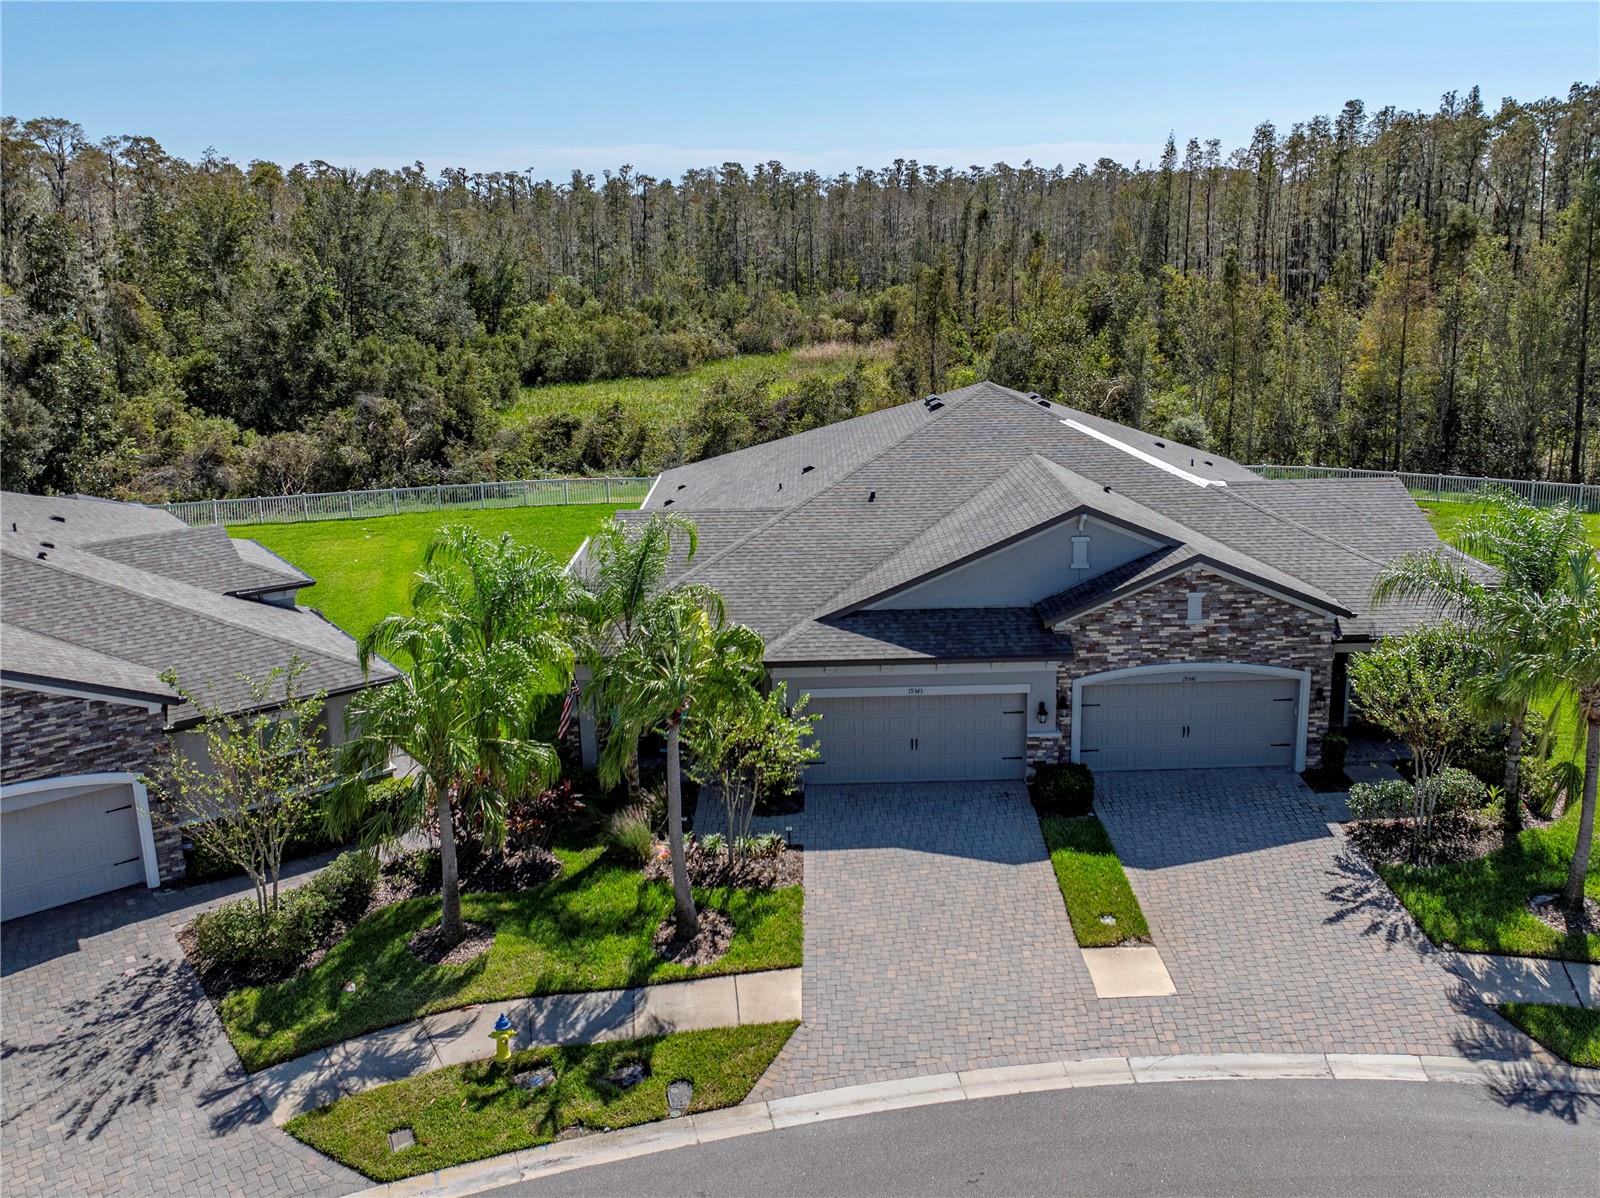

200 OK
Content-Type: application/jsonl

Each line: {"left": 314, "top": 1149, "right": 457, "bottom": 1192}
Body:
{"left": 1039, "top": 815, "right": 1151, "bottom": 948}
{"left": 1377, "top": 805, "right": 1599, "bottom": 962}
{"left": 231, "top": 505, "right": 623, "bottom": 641}
{"left": 1418, "top": 500, "right": 1600, "bottom": 552}
{"left": 287, "top": 1022, "right": 798, "bottom": 1181}
{"left": 221, "top": 846, "right": 803, "bottom": 1071}
{"left": 505, "top": 343, "right": 895, "bottom": 468}
{"left": 1498, "top": 1003, "right": 1600, "bottom": 1068}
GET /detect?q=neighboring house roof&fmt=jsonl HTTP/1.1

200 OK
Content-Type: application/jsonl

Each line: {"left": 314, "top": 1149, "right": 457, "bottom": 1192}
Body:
{"left": 81, "top": 525, "right": 312, "bottom": 596}
{"left": 0, "top": 493, "right": 393, "bottom": 723}
{"left": 631, "top": 382, "right": 1468, "bottom": 662}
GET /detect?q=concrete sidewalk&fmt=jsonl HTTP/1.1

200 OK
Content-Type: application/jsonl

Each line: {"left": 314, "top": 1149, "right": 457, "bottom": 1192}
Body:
{"left": 252, "top": 969, "right": 801, "bottom": 1125}
{"left": 1445, "top": 952, "right": 1597, "bottom": 1009}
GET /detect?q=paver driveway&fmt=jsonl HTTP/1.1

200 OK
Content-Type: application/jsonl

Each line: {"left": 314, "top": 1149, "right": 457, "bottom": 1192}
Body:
{"left": 1, "top": 866, "right": 359, "bottom": 1198}
{"left": 753, "top": 771, "right": 1535, "bottom": 1101}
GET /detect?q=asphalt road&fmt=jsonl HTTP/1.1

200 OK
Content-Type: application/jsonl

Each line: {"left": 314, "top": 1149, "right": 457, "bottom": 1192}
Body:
{"left": 495, "top": 1080, "right": 1597, "bottom": 1197}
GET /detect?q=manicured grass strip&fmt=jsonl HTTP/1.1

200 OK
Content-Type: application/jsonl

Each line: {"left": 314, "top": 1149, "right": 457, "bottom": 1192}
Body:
{"left": 287, "top": 1022, "right": 798, "bottom": 1182}
{"left": 1040, "top": 815, "right": 1151, "bottom": 947}
{"left": 220, "top": 846, "right": 803, "bottom": 1071}
{"left": 1376, "top": 806, "right": 1600, "bottom": 964}
{"left": 1498, "top": 1003, "right": 1600, "bottom": 1068}
{"left": 230, "top": 504, "right": 625, "bottom": 641}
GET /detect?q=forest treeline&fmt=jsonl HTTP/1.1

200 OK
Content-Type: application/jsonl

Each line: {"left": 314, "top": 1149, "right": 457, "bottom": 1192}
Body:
{"left": 2, "top": 82, "right": 1598, "bottom": 501}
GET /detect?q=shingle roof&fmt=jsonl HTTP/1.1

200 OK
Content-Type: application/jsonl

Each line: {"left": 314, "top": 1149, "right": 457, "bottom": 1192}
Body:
{"left": 628, "top": 382, "right": 1464, "bottom": 660}
{"left": 83, "top": 526, "right": 311, "bottom": 595}
{"left": 1, "top": 491, "right": 185, "bottom": 544}
{"left": 771, "top": 609, "right": 1072, "bottom": 664}
{"left": 1, "top": 494, "right": 392, "bottom": 722}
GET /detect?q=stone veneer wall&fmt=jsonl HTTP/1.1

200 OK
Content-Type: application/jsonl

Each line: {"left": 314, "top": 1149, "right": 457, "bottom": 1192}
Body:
{"left": 1042, "top": 567, "right": 1337, "bottom": 769}
{"left": 0, "top": 686, "right": 185, "bottom": 881}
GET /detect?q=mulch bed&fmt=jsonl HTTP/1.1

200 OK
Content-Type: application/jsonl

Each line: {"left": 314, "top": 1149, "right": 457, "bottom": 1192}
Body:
{"left": 408, "top": 920, "right": 495, "bottom": 966}
{"left": 1345, "top": 811, "right": 1500, "bottom": 867}
{"left": 1528, "top": 893, "right": 1600, "bottom": 939}
{"left": 651, "top": 908, "right": 733, "bottom": 967}
{"left": 645, "top": 841, "right": 802, "bottom": 889}
{"left": 1299, "top": 766, "right": 1353, "bottom": 794}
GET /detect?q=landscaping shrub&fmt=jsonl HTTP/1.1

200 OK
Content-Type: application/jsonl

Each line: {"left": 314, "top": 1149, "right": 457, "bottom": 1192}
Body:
{"left": 699, "top": 832, "right": 727, "bottom": 857}
{"left": 1030, "top": 762, "right": 1094, "bottom": 816}
{"left": 1320, "top": 731, "right": 1349, "bottom": 772}
{"left": 1418, "top": 766, "right": 1492, "bottom": 814}
{"left": 310, "top": 850, "right": 379, "bottom": 922}
{"left": 1347, "top": 778, "right": 1414, "bottom": 820}
{"left": 606, "top": 804, "right": 655, "bottom": 865}
{"left": 192, "top": 886, "right": 334, "bottom": 982}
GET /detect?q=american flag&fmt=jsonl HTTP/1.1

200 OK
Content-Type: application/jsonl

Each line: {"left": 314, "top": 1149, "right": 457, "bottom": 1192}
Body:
{"left": 557, "top": 682, "right": 580, "bottom": 740}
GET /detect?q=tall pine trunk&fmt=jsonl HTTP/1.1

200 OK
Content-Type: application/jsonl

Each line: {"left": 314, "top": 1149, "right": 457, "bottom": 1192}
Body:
{"left": 664, "top": 718, "right": 698, "bottom": 935}
{"left": 1564, "top": 707, "right": 1598, "bottom": 919}
{"left": 1501, "top": 705, "right": 1527, "bottom": 847}
{"left": 437, "top": 782, "right": 464, "bottom": 944}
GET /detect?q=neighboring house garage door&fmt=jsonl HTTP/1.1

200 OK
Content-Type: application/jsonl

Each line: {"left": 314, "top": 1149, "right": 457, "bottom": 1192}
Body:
{"left": 807, "top": 691, "right": 1028, "bottom": 784}
{"left": 1, "top": 782, "right": 146, "bottom": 919}
{"left": 1078, "top": 673, "right": 1300, "bottom": 770}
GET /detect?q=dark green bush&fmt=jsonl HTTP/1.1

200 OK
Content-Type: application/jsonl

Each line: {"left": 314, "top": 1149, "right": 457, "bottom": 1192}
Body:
{"left": 310, "top": 850, "right": 378, "bottom": 922}
{"left": 182, "top": 801, "right": 344, "bottom": 884}
{"left": 191, "top": 885, "right": 333, "bottom": 981}
{"left": 1031, "top": 762, "right": 1094, "bottom": 816}
{"left": 1320, "top": 731, "right": 1349, "bottom": 772}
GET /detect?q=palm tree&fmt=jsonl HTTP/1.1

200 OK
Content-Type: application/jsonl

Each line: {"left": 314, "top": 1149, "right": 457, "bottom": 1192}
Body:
{"left": 576, "top": 513, "right": 715, "bottom": 796}
{"left": 331, "top": 528, "right": 578, "bottom": 944}
{"left": 1524, "top": 549, "right": 1600, "bottom": 922}
{"left": 599, "top": 590, "right": 764, "bottom": 936}
{"left": 1373, "top": 492, "right": 1590, "bottom": 844}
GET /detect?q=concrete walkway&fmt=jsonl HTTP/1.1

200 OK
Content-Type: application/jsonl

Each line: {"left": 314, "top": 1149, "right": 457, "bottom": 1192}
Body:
{"left": 1446, "top": 953, "right": 1598, "bottom": 1009}
{"left": 254, "top": 969, "right": 802, "bottom": 1125}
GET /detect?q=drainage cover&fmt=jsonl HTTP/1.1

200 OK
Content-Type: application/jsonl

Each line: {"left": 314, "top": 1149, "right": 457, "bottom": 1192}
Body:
{"left": 606, "top": 1062, "right": 647, "bottom": 1089}
{"left": 387, "top": 1128, "right": 415, "bottom": 1152}
{"left": 515, "top": 1067, "right": 556, "bottom": 1091}
{"left": 667, "top": 1079, "right": 693, "bottom": 1118}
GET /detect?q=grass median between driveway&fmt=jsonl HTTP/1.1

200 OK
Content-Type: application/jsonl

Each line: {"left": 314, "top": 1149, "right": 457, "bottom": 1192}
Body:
{"left": 220, "top": 845, "right": 803, "bottom": 1072}
{"left": 1376, "top": 806, "right": 1600, "bottom": 964}
{"left": 286, "top": 1021, "right": 799, "bottom": 1182}
{"left": 1498, "top": 1003, "right": 1600, "bottom": 1068}
{"left": 1040, "top": 815, "right": 1151, "bottom": 947}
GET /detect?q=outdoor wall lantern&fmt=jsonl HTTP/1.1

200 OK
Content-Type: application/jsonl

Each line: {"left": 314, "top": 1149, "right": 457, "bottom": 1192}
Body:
{"left": 1036, "top": 700, "right": 1050, "bottom": 725}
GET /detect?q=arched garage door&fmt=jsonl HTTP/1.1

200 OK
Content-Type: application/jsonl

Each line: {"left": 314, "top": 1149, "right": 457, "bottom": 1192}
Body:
{"left": 806, "top": 690, "right": 1029, "bottom": 784}
{"left": 2, "top": 777, "right": 151, "bottom": 920}
{"left": 1076, "top": 666, "right": 1305, "bottom": 771}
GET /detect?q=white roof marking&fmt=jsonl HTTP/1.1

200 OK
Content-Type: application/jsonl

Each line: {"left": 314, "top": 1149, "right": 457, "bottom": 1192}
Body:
{"left": 1061, "top": 418, "right": 1227, "bottom": 489}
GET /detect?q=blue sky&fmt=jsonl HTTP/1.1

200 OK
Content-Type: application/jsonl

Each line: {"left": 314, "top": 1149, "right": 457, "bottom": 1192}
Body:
{"left": 3, "top": 2, "right": 1595, "bottom": 178}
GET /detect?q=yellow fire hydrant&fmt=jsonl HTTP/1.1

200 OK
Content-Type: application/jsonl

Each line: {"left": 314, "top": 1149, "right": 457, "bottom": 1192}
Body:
{"left": 490, "top": 1012, "right": 516, "bottom": 1062}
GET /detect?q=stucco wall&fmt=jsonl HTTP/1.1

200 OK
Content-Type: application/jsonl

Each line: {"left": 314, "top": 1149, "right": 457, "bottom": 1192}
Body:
{"left": 868, "top": 516, "right": 1158, "bottom": 609}
{"left": 1046, "top": 567, "right": 1337, "bottom": 768}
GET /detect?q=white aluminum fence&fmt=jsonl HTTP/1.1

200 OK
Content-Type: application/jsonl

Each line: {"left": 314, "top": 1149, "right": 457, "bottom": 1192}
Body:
{"left": 160, "top": 477, "right": 655, "bottom": 527}
{"left": 1246, "top": 465, "right": 1600, "bottom": 513}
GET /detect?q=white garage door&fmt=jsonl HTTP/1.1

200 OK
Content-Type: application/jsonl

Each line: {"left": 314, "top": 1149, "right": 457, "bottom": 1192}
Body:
{"left": 1078, "top": 673, "right": 1300, "bottom": 771}
{"left": 807, "top": 691, "right": 1029, "bottom": 784}
{"left": 2, "top": 783, "right": 146, "bottom": 920}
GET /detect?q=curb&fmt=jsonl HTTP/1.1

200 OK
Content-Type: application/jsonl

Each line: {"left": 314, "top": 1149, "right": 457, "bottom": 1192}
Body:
{"left": 347, "top": 1050, "right": 1598, "bottom": 1196}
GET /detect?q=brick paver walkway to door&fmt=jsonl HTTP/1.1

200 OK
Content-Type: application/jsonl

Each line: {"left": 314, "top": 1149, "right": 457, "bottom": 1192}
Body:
{"left": 1, "top": 866, "right": 359, "bottom": 1198}
{"left": 753, "top": 772, "right": 1535, "bottom": 1102}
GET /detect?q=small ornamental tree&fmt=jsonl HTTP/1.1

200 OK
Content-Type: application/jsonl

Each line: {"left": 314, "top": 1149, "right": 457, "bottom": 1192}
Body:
{"left": 1348, "top": 625, "right": 1475, "bottom": 857}
{"left": 152, "top": 657, "right": 334, "bottom": 915}
{"left": 685, "top": 682, "right": 819, "bottom": 856}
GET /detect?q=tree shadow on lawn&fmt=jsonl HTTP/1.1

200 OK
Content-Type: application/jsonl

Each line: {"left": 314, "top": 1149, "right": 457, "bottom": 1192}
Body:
{"left": 1444, "top": 983, "right": 1596, "bottom": 1125}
